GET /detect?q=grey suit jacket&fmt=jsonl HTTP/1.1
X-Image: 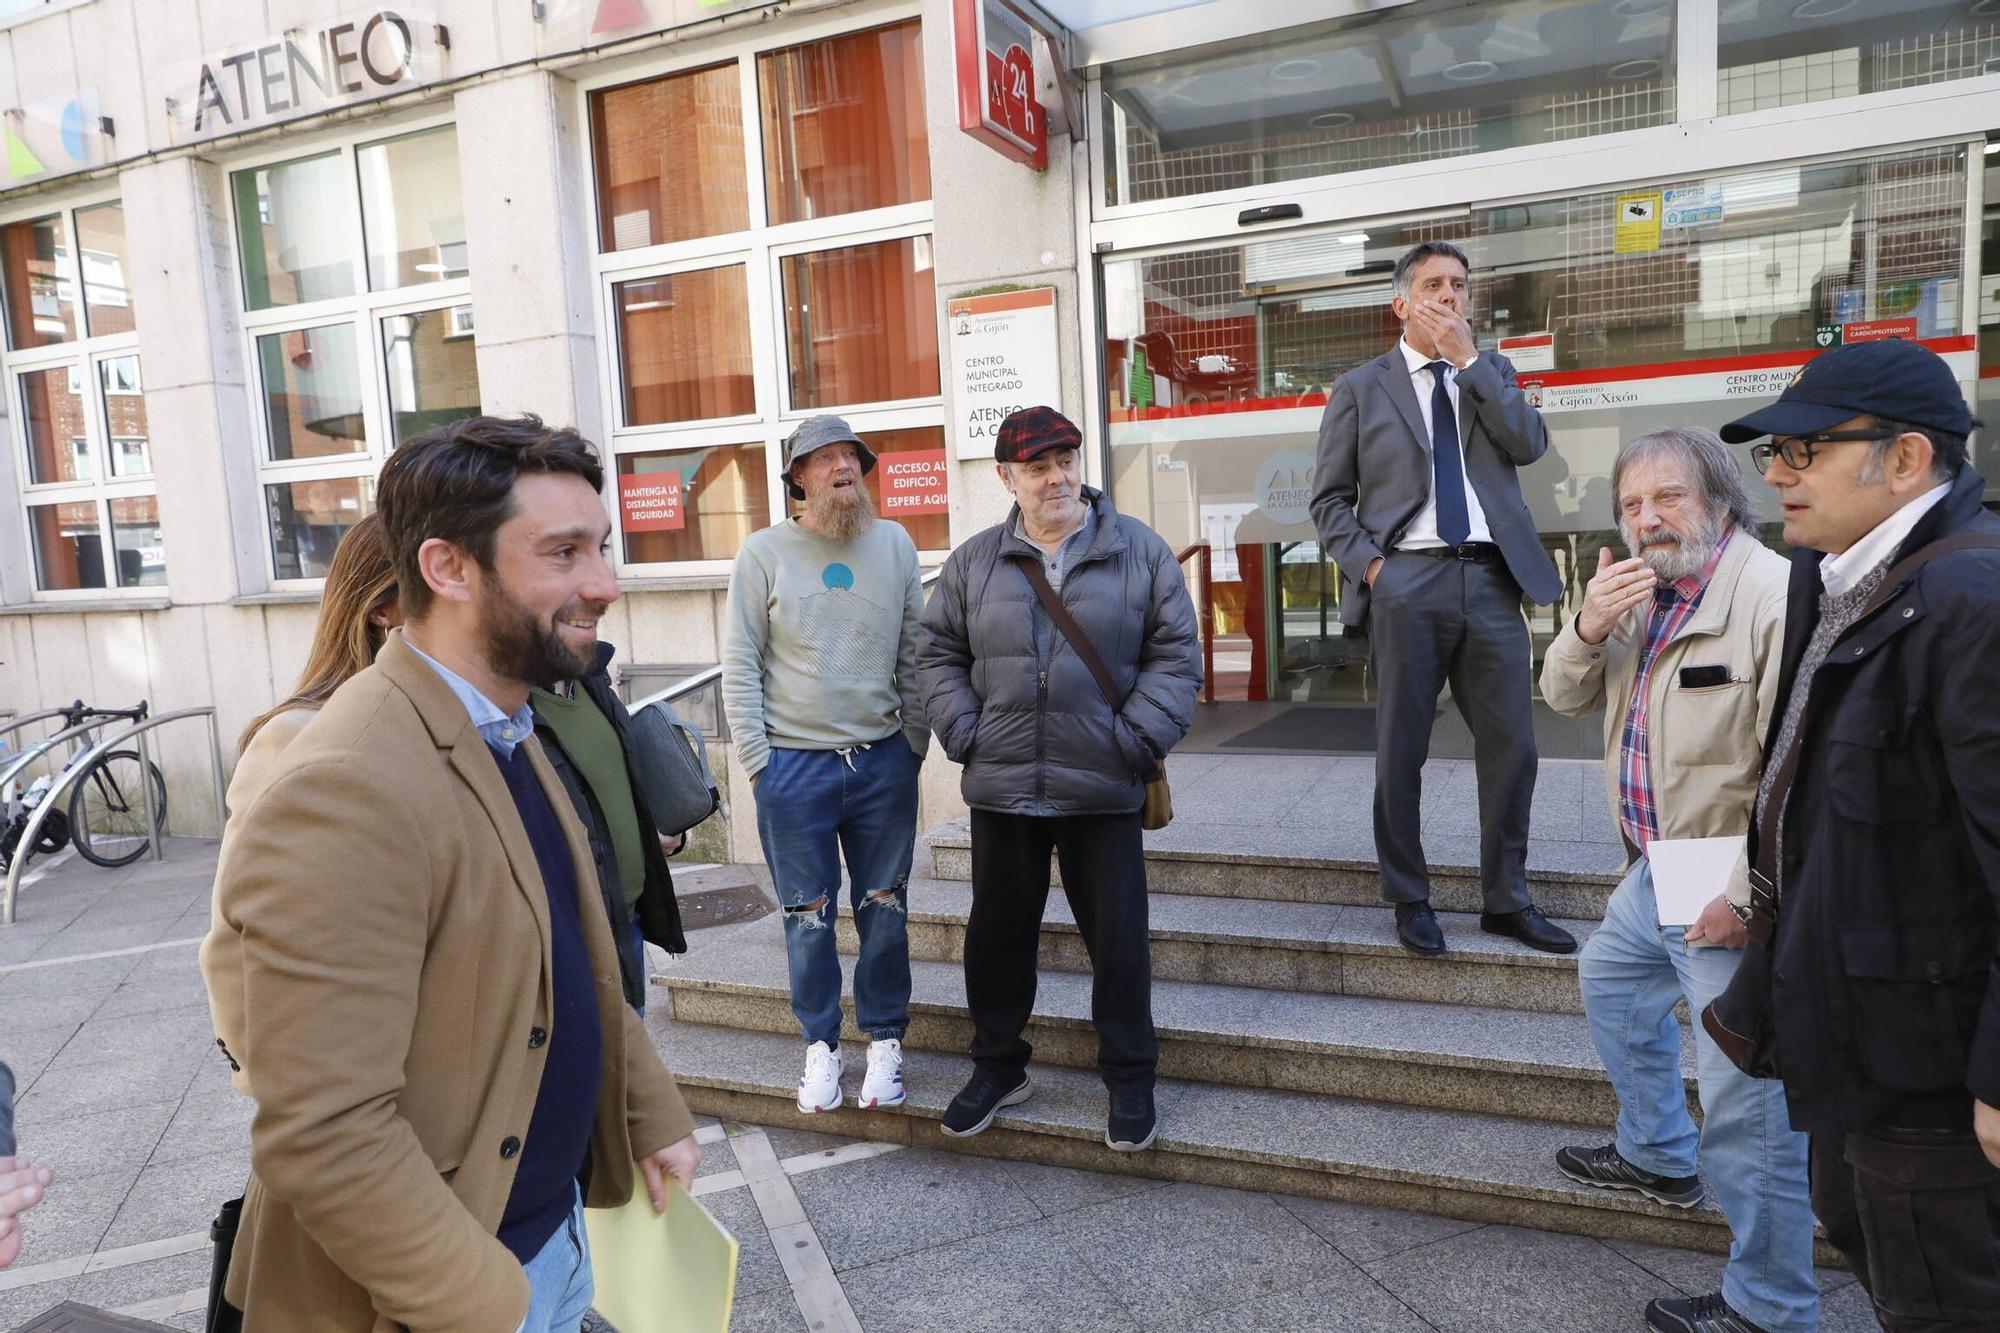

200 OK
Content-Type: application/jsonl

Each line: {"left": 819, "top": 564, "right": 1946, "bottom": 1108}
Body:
{"left": 1309, "top": 345, "right": 1563, "bottom": 626}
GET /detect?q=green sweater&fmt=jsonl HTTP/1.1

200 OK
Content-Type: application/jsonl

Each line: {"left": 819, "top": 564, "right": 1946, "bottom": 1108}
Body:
{"left": 530, "top": 685, "right": 646, "bottom": 914}
{"left": 722, "top": 518, "right": 930, "bottom": 778}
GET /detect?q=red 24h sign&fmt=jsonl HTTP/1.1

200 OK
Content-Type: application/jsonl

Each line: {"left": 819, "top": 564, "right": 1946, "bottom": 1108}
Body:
{"left": 953, "top": 0, "right": 1046, "bottom": 171}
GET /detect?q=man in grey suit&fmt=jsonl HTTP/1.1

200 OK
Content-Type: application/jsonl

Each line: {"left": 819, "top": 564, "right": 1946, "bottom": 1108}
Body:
{"left": 1310, "top": 240, "right": 1574, "bottom": 957}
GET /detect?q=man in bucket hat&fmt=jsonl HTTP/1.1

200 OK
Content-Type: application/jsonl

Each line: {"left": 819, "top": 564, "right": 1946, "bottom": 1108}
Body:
{"left": 1705, "top": 338, "right": 2000, "bottom": 1330}
{"left": 722, "top": 414, "right": 929, "bottom": 1115}
{"left": 918, "top": 406, "right": 1201, "bottom": 1152}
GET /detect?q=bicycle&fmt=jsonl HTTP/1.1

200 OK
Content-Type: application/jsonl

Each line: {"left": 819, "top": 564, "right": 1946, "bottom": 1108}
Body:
{"left": 0, "top": 701, "right": 166, "bottom": 871}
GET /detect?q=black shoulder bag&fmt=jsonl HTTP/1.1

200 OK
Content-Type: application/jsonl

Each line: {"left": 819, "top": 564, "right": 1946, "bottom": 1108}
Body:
{"left": 1015, "top": 557, "right": 1173, "bottom": 830}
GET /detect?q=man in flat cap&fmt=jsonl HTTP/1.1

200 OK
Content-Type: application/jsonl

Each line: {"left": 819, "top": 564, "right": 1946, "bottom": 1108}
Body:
{"left": 1705, "top": 338, "right": 2000, "bottom": 1331}
{"left": 722, "top": 414, "right": 929, "bottom": 1117}
{"left": 918, "top": 405, "right": 1201, "bottom": 1153}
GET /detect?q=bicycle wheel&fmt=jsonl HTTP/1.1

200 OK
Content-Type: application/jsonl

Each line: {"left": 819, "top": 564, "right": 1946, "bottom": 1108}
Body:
{"left": 67, "top": 750, "right": 167, "bottom": 868}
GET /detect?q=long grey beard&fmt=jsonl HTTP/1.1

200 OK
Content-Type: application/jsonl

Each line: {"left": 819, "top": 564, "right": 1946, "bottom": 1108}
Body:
{"left": 1623, "top": 515, "right": 1723, "bottom": 583}
{"left": 807, "top": 481, "right": 877, "bottom": 542}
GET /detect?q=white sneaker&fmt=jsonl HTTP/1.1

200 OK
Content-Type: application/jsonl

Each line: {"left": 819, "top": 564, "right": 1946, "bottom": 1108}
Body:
{"left": 797, "top": 1041, "right": 843, "bottom": 1113}
{"left": 859, "top": 1038, "right": 907, "bottom": 1109}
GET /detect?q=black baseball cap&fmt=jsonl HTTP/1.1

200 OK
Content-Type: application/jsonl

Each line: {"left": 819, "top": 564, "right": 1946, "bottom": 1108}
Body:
{"left": 1720, "top": 338, "right": 1980, "bottom": 443}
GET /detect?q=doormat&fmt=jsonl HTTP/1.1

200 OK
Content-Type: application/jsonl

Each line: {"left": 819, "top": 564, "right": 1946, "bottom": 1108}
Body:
{"left": 1219, "top": 705, "right": 1379, "bottom": 753}
{"left": 11, "top": 1303, "right": 178, "bottom": 1332}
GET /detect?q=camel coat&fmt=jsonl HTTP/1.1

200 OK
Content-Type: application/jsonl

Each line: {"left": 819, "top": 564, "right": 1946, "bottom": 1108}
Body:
{"left": 201, "top": 634, "right": 695, "bottom": 1332}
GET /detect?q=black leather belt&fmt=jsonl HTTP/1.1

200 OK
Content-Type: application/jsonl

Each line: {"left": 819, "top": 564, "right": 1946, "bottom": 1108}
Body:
{"left": 1405, "top": 542, "right": 1502, "bottom": 562}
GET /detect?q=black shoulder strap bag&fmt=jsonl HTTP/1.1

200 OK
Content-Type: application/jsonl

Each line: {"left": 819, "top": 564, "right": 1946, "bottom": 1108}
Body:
{"left": 1015, "top": 557, "right": 1174, "bottom": 831}
{"left": 1701, "top": 532, "right": 2000, "bottom": 1075}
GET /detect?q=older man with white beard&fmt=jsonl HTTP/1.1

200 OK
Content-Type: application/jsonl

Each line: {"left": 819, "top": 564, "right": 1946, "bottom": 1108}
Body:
{"left": 1538, "top": 427, "right": 1813, "bottom": 1333}
{"left": 722, "top": 415, "right": 929, "bottom": 1116}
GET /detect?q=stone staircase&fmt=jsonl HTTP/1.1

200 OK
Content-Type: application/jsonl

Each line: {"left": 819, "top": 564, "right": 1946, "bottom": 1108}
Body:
{"left": 647, "top": 758, "right": 1834, "bottom": 1264}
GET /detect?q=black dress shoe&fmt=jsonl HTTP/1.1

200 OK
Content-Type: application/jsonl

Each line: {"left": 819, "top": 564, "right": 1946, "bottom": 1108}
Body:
{"left": 1394, "top": 900, "right": 1445, "bottom": 955}
{"left": 1480, "top": 904, "right": 1577, "bottom": 954}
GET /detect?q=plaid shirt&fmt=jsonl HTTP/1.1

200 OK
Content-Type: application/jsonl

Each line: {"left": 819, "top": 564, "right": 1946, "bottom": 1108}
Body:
{"left": 1617, "top": 530, "right": 1732, "bottom": 850}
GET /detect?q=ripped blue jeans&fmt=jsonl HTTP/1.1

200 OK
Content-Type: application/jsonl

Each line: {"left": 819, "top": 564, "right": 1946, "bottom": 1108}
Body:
{"left": 753, "top": 737, "right": 918, "bottom": 1044}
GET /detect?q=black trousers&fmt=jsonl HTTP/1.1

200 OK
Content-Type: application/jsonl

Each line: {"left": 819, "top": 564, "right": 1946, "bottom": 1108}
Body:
{"left": 1367, "top": 550, "right": 1535, "bottom": 911}
{"left": 964, "top": 808, "right": 1157, "bottom": 1089}
{"left": 1810, "top": 1126, "right": 2000, "bottom": 1330}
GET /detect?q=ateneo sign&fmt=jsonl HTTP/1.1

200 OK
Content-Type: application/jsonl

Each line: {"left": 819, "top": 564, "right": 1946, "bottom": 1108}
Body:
{"left": 168, "top": 8, "right": 444, "bottom": 143}
{"left": 952, "top": 0, "right": 1047, "bottom": 171}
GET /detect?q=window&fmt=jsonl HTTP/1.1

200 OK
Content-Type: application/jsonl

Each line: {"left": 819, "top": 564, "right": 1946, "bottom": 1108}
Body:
{"left": 1, "top": 198, "right": 161, "bottom": 594}
{"left": 1102, "top": 144, "right": 1974, "bottom": 719}
{"left": 234, "top": 123, "right": 482, "bottom": 582}
{"left": 589, "top": 18, "right": 946, "bottom": 569}
{"left": 1718, "top": 1, "right": 2000, "bottom": 113}
{"left": 1101, "top": 0, "right": 1678, "bottom": 208}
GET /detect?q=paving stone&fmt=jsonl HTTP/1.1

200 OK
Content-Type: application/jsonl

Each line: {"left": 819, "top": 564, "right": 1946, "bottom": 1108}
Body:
{"left": 15, "top": 1055, "right": 199, "bottom": 1122}
{"left": 1049, "top": 1181, "right": 1344, "bottom": 1325}
{"left": 0, "top": 1018, "right": 84, "bottom": 1093}
{"left": 0, "top": 1275, "right": 78, "bottom": 1327}
{"left": 693, "top": 1137, "right": 737, "bottom": 1180}
{"left": 6, "top": 1163, "right": 127, "bottom": 1266}
{"left": 1601, "top": 1235, "right": 1856, "bottom": 1297}
{"left": 44, "top": 1008, "right": 215, "bottom": 1076}
{"left": 787, "top": 1146, "right": 1041, "bottom": 1272}
{"left": 1820, "top": 1277, "right": 1886, "bottom": 1332}
{"left": 0, "top": 985, "right": 118, "bottom": 1032}
{"left": 1159, "top": 1261, "right": 1434, "bottom": 1332}
{"left": 149, "top": 1089, "right": 254, "bottom": 1166}
{"left": 0, "top": 953, "right": 144, "bottom": 1000}
{"left": 995, "top": 1157, "right": 1171, "bottom": 1217}
{"left": 98, "top": 1149, "right": 249, "bottom": 1251}
{"left": 91, "top": 970, "right": 215, "bottom": 1021}
{"left": 11, "top": 1099, "right": 175, "bottom": 1184}
{"left": 838, "top": 1214, "right": 1135, "bottom": 1333}
{"left": 698, "top": 1178, "right": 787, "bottom": 1298}
{"left": 758, "top": 1125, "right": 856, "bottom": 1163}
{"left": 720, "top": 1287, "right": 807, "bottom": 1333}
{"left": 68, "top": 1247, "right": 212, "bottom": 1312}
{"left": 1273, "top": 1194, "right": 1486, "bottom": 1264}
{"left": 1363, "top": 1224, "right": 1670, "bottom": 1331}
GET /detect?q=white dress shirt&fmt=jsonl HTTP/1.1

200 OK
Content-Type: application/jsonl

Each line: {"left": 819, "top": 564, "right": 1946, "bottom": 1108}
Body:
{"left": 1818, "top": 481, "right": 1950, "bottom": 596}
{"left": 1394, "top": 337, "right": 1493, "bottom": 549}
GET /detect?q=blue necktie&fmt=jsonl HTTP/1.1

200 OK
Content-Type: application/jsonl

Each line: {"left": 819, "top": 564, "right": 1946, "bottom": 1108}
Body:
{"left": 1426, "top": 360, "right": 1471, "bottom": 546}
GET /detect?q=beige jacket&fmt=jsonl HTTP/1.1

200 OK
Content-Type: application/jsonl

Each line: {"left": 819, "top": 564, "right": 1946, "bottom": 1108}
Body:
{"left": 1539, "top": 531, "right": 1789, "bottom": 909}
{"left": 201, "top": 635, "right": 694, "bottom": 1332}
{"left": 204, "top": 704, "right": 317, "bottom": 1095}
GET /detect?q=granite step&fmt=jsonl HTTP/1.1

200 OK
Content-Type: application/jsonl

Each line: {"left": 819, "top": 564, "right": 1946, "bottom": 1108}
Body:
{"left": 843, "top": 877, "right": 1604, "bottom": 1015}
{"left": 922, "top": 816, "right": 1627, "bottom": 921}
{"left": 656, "top": 926, "right": 1695, "bottom": 1125}
{"left": 646, "top": 1015, "right": 1835, "bottom": 1263}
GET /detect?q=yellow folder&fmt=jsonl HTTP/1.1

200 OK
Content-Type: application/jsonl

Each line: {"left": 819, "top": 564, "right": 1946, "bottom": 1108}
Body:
{"left": 585, "top": 1179, "right": 740, "bottom": 1333}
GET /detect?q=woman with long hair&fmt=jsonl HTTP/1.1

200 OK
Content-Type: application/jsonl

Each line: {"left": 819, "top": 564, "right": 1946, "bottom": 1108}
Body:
{"left": 229, "top": 513, "right": 401, "bottom": 813}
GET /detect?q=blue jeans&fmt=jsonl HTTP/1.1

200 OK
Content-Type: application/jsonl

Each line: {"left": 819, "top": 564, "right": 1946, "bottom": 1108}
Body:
{"left": 1579, "top": 859, "right": 1818, "bottom": 1332}
{"left": 518, "top": 1185, "right": 593, "bottom": 1332}
{"left": 754, "top": 738, "right": 918, "bottom": 1045}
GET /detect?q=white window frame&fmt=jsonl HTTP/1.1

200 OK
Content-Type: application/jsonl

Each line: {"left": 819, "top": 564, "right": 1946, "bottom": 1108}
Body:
{"left": 578, "top": 0, "right": 945, "bottom": 579}
{"left": 1086, "top": 0, "right": 2000, "bottom": 252}
{"left": 2, "top": 189, "right": 157, "bottom": 602}
{"left": 224, "top": 109, "right": 476, "bottom": 590}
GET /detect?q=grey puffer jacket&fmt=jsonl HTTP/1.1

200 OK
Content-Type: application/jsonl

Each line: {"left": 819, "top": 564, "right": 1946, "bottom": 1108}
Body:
{"left": 918, "top": 487, "right": 1201, "bottom": 816}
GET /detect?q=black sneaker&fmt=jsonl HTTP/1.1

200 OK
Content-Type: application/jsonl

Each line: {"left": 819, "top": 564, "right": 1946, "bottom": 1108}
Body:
{"left": 939, "top": 1070, "right": 1031, "bottom": 1138}
{"left": 1646, "top": 1292, "right": 1769, "bottom": 1333}
{"left": 1555, "top": 1142, "right": 1703, "bottom": 1208}
{"left": 1105, "top": 1086, "right": 1157, "bottom": 1152}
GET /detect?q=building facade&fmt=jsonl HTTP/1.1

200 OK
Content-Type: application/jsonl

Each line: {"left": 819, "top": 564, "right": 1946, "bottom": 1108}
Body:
{"left": 0, "top": 0, "right": 1993, "bottom": 859}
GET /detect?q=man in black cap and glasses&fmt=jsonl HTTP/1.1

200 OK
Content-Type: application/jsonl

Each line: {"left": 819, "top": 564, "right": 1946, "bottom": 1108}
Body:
{"left": 1705, "top": 338, "right": 2000, "bottom": 1332}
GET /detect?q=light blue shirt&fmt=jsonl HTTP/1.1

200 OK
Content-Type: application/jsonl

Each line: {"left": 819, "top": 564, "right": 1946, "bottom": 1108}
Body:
{"left": 403, "top": 638, "right": 536, "bottom": 759}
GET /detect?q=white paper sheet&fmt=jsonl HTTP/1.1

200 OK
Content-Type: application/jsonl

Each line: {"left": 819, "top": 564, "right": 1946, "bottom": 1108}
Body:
{"left": 1648, "top": 836, "right": 1746, "bottom": 927}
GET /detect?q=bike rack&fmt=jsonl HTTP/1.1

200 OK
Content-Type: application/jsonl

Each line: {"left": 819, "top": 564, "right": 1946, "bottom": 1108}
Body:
{"left": 0, "top": 714, "right": 143, "bottom": 805}
{"left": 0, "top": 706, "right": 83, "bottom": 749}
{"left": 1, "top": 706, "right": 226, "bottom": 927}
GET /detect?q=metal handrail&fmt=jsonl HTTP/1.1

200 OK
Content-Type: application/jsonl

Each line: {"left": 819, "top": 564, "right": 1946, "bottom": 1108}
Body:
{"left": 0, "top": 706, "right": 80, "bottom": 748}
{"left": 0, "top": 715, "right": 141, "bottom": 801}
{"left": 2, "top": 707, "right": 226, "bottom": 926}
{"left": 628, "top": 566, "right": 944, "bottom": 714}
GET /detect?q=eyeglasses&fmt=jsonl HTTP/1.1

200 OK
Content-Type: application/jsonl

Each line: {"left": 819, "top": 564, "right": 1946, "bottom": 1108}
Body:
{"left": 1750, "top": 429, "right": 1896, "bottom": 475}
